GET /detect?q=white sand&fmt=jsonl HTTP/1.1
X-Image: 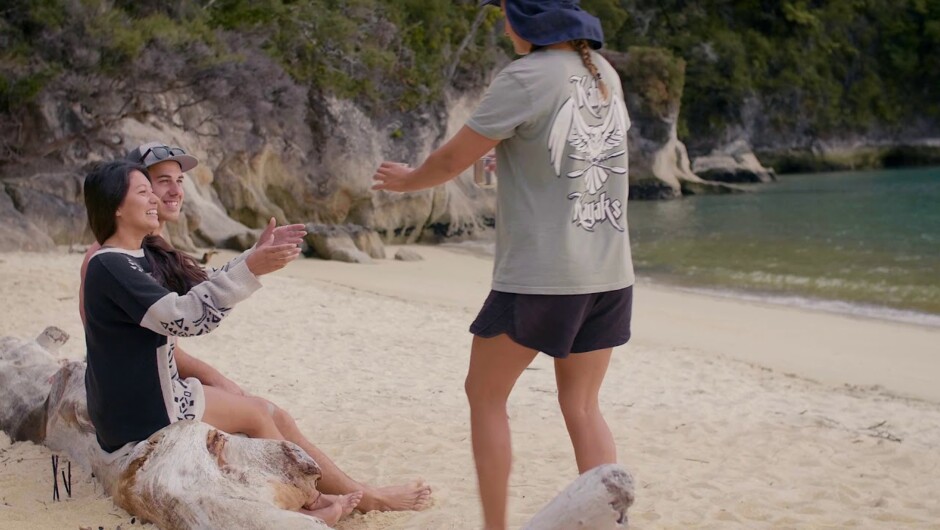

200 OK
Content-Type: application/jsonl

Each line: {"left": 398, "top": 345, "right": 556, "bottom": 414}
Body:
{"left": 1, "top": 247, "right": 939, "bottom": 529}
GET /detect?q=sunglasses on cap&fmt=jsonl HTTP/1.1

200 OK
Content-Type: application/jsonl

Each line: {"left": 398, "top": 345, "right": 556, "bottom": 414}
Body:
{"left": 139, "top": 145, "right": 186, "bottom": 163}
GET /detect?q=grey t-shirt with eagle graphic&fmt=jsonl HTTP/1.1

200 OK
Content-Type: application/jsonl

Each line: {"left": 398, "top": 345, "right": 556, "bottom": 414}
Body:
{"left": 467, "top": 49, "right": 635, "bottom": 295}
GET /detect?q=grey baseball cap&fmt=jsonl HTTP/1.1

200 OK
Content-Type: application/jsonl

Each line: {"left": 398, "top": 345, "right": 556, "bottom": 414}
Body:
{"left": 125, "top": 141, "right": 199, "bottom": 172}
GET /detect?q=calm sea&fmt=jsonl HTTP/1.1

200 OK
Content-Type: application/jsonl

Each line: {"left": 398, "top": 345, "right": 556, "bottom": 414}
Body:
{"left": 627, "top": 167, "right": 940, "bottom": 326}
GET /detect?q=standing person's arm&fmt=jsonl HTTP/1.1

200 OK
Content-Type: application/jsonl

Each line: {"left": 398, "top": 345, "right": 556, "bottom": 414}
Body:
{"left": 372, "top": 127, "right": 499, "bottom": 192}
{"left": 373, "top": 68, "right": 532, "bottom": 193}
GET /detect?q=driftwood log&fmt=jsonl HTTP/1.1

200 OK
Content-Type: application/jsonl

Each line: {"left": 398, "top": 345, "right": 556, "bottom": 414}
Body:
{"left": 0, "top": 327, "right": 329, "bottom": 529}
{"left": 1, "top": 327, "right": 635, "bottom": 529}
{"left": 523, "top": 464, "right": 634, "bottom": 529}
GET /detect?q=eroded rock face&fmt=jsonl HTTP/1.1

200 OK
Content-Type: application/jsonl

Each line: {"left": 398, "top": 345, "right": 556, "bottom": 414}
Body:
{"left": 693, "top": 140, "right": 776, "bottom": 183}
{"left": 0, "top": 188, "right": 55, "bottom": 252}
{"left": 2, "top": 43, "right": 728, "bottom": 253}
{"left": 303, "top": 223, "right": 383, "bottom": 263}
{"left": 4, "top": 172, "right": 89, "bottom": 245}
{"left": 603, "top": 49, "right": 738, "bottom": 200}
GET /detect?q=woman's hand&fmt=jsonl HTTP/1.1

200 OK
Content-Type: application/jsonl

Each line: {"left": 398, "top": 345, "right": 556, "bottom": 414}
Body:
{"left": 246, "top": 218, "right": 302, "bottom": 276}
{"left": 272, "top": 223, "right": 307, "bottom": 246}
{"left": 372, "top": 162, "right": 414, "bottom": 192}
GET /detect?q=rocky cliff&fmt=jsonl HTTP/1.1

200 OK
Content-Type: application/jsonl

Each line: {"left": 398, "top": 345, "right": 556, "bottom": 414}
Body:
{"left": 0, "top": 7, "right": 750, "bottom": 253}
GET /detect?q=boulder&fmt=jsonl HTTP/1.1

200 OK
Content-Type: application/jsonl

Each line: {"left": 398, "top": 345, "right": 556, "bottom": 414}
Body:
{"left": 348, "top": 225, "right": 386, "bottom": 259}
{"left": 330, "top": 247, "right": 373, "bottom": 264}
{"left": 394, "top": 248, "right": 424, "bottom": 262}
{"left": 304, "top": 223, "right": 382, "bottom": 263}
{"left": 4, "top": 172, "right": 90, "bottom": 245}
{"left": 692, "top": 140, "right": 776, "bottom": 183}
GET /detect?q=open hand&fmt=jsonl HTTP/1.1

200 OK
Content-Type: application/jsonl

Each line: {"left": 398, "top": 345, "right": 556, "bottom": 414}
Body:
{"left": 257, "top": 217, "right": 306, "bottom": 247}
{"left": 372, "top": 162, "right": 414, "bottom": 192}
{"left": 246, "top": 218, "right": 302, "bottom": 276}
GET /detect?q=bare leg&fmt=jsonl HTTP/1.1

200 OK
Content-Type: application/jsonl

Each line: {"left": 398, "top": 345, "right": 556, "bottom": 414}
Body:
{"left": 465, "top": 334, "right": 539, "bottom": 530}
{"left": 300, "top": 492, "right": 363, "bottom": 526}
{"left": 202, "top": 385, "right": 284, "bottom": 440}
{"left": 554, "top": 348, "right": 616, "bottom": 473}
{"left": 267, "top": 401, "right": 432, "bottom": 512}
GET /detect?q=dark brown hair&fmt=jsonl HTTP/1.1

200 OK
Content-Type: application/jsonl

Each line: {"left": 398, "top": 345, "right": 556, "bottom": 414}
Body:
{"left": 83, "top": 160, "right": 207, "bottom": 295}
{"left": 143, "top": 234, "right": 208, "bottom": 295}
{"left": 572, "top": 39, "right": 609, "bottom": 100}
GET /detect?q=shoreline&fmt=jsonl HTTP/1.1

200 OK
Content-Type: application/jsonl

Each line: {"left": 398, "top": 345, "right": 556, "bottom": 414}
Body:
{"left": 441, "top": 239, "right": 940, "bottom": 330}
{"left": 270, "top": 244, "right": 940, "bottom": 404}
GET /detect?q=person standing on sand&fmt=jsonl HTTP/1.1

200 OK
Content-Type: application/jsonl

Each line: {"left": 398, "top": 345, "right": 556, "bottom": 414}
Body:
{"left": 80, "top": 142, "right": 431, "bottom": 513}
{"left": 372, "top": 1, "right": 634, "bottom": 528}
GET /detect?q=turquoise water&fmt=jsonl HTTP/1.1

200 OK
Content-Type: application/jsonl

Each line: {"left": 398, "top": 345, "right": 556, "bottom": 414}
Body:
{"left": 627, "top": 167, "right": 940, "bottom": 325}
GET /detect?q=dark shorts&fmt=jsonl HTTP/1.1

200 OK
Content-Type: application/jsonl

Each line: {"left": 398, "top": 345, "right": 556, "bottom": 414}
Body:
{"left": 469, "top": 286, "right": 633, "bottom": 358}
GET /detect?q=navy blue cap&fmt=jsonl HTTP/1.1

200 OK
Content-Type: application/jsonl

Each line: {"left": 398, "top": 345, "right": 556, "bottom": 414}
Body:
{"left": 479, "top": 0, "right": 604, "bottom": 50}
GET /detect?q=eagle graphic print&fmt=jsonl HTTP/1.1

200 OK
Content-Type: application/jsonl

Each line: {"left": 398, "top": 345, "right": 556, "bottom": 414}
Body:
{"left": 548, "top": 75, "right": 630, "bottom": 232}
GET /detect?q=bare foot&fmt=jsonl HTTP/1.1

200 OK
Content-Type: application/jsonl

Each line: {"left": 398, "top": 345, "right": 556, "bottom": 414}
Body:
{"left": 358, "top": 481, "right": 432, "bottom": 512}
{"left": 301, "top": 491, "right": 362, "bottom": 526}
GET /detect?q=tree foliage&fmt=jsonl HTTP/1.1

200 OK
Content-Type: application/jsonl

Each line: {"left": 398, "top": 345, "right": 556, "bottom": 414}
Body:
{"left": 605, "top": 0, "right": 940, "bottom": 148}
{"left": 1, "top": 0, "right": 936, "bottom": 163}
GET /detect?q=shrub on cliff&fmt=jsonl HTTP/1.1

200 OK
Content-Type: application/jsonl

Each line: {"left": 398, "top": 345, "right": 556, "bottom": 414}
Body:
{"left": 610, "top": 0, "right": 940, "bottom": 151}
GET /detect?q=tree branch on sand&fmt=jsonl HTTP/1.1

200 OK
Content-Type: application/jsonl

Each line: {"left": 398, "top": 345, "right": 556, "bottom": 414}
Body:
{"left": 0, "top": 327, "right": 635, "bottom": 529}
{"left": 0, "top": 327, "right": 331, "bottom": 530}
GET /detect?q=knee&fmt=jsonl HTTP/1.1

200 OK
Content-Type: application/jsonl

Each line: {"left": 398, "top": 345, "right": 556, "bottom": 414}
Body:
{"left": 245, "top": 397, "right": 278, "bottom": 430}
{"left": 557, "top": 393, "right": 598, "bottom": 422}
{"left": 464, "top": 374, "right": 508, "bottom": 410}
{"left": 270, "top": 403, "right": 294, "bottom": 426}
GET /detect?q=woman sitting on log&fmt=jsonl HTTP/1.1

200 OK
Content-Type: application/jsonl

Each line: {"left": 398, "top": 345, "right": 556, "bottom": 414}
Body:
{"left": 81, "top": 160, "right": 359, "bottom": 526}
{"left": 80, "top": 143, "right": 431, "bottom": 514}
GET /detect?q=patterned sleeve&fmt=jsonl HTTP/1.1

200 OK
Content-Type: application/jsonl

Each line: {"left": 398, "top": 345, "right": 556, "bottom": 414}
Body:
{"left": 91, "top": 253, "right": 262, "bottom": 337}
{"left": 206, "top": 248, "right": 251, "bottom": 280}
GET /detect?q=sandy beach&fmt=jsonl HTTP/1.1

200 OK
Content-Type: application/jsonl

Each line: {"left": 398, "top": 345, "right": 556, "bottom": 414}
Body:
{"left": 1, "top": 246, "right": 939, "bottom": 529}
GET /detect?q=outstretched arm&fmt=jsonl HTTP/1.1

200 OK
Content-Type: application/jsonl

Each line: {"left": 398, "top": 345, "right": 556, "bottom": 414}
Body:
{"left": 87, "top": 253, "right": 262, "bottom": 338}
{"left": 372, "top": 126, "right": 499, "bottom": 193}
{"left": 208, "top": 219, "right": 306, "bottom": 278}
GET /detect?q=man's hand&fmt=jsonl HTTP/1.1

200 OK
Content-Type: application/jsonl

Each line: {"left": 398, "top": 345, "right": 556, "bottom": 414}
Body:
{"left": 258, "top": 219, "right": 307, "bottom": 247}
{"left": 246, "top": 218, "right": 302, "bottom": 276}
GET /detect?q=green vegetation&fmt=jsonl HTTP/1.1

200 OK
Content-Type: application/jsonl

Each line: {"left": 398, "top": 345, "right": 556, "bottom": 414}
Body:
{"left": 606, "top": 0, "right": 940, "bottom": 147}
{"left": 1, "top": 0, "right": 936, "bottom": 162}
{"left": 0, "top": 0, "right": 498, "bottom": 115}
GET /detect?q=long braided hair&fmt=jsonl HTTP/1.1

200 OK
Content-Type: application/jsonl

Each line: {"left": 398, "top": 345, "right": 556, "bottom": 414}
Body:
{"left": 572, "top": 39, "right": 610, "bottom": 101}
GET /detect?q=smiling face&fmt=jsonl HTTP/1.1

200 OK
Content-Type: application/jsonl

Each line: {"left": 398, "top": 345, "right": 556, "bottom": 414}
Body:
{"left": 502, "top": 0, "right": 533, "bottom": 55}
{"left": 115, "top": 170, "right": 160, "bottom": 237}
{"left": 147, "top": 160, "right": 185, "bottom": 222}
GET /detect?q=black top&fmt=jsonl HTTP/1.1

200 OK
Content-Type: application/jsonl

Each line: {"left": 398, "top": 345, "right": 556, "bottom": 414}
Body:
{"left": 83, "top": 247, "right": 260, "bottom": 452}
